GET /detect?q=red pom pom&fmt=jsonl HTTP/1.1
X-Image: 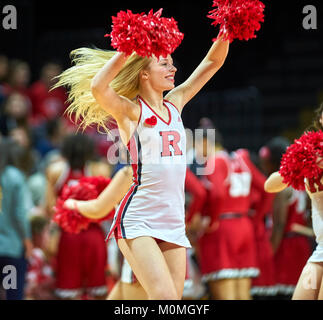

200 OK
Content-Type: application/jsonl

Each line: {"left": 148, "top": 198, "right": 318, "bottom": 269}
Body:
{"left": 207, "top": 0, "right": 265, "bottom": 43}
{"left": 53, "top": 176, "right": 114, "bottom": 234}
{"left": 105, "top": 8, "right": 184, "bottom": 58}
{"left": 279, "top": 131, "right": 323, "bottom": 191}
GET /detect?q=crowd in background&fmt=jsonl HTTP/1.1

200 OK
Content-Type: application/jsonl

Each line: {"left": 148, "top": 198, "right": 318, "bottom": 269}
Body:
{"left": 0, "top": 53, "right": 316, "bottom": 300}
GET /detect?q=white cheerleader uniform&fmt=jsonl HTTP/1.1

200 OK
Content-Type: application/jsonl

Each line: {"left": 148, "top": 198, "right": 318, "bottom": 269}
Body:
{"left": 106, "top": 96, "right": 191, "bottom": 248}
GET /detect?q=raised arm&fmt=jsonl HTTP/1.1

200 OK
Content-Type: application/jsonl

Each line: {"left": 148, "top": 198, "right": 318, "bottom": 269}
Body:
{"left": 90, "top": 52, "right": 140, "bottom": 143}
{"left": 64, "top": 166, "right": 133, "bottom": 219}
{"left": 264, "top": 171, "right": 288, "bottom": 193}
{"left": 165, "top": 36, "right": 229, "bottom": 112}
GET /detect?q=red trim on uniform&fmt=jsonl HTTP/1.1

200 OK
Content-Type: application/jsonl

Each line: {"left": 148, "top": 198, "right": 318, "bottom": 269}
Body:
{"left": 107, "top": 183, "right": 137, "bottom": 239}
{"left": 107, "top": 136, "right": 139, "bottom": 240}
{"left": 163, "top": 99, "right": 181, "bottom": 115}
{"left": 138, "top": 95, "right": 171, "bottom": 125}
{"left": 125, "top": 98, "right": 142, "bottom": 146}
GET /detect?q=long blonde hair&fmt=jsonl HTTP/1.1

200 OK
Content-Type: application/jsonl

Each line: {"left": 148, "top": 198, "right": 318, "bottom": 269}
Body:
{"left": 53, "top": 48, "right": 150, "bottom": 133}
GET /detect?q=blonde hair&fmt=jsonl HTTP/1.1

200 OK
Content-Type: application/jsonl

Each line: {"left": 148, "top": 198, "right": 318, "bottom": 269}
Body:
{"left": 53, "top": 48, "right": 150, "bottom": 133}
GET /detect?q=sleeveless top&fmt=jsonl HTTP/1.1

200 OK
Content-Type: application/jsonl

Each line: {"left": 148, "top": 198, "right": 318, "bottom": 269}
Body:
{"left": 107, "top": 96, "right": 191, "bottom": 248}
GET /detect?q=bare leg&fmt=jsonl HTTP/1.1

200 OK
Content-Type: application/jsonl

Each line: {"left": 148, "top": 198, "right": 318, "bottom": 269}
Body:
{"left": 117, "top": 237, "right": 180, "bottom": 300}
{"left": 122, "top": 282, "right": 148, "bottom": 300}
{"left": 158, "top": 242, "right": 186, "bottom": 299}
{"left": 292, "top": 262, "right": 323, "bottom": 300}
{"left": 236, "top": 278, "right": 252, "bottom": 300}
{"left": 208, "top": 279, "right": 236, "bottom": 300}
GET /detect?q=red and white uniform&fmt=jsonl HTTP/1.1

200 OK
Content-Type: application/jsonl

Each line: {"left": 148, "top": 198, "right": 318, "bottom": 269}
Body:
{"left": 199, "top": 149, "right": 261, "bottom": 281}
{"left": 107, "top": 96, "right": 191, "bottom": 248}
{"left": 54, "top": 163, "right": 108, "bottom": 299}
{"left": 274, "top": 189, "right": 312, "bottom": 295}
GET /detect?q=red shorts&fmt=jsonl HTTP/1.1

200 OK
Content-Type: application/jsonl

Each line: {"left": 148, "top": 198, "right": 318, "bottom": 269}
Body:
{"left": 55, "top": 224, "right": 108, "bottom": 298}
{"left": 199, "top": 214, "right": 259, "bottom": 281}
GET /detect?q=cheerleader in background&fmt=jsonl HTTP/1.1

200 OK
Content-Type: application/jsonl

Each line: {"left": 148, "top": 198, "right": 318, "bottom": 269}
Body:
{"left": 197, "top": 129, "right": 263, "bottom": 300}
{"left": 45, "top": 133, "right": 111, "bottom": 299}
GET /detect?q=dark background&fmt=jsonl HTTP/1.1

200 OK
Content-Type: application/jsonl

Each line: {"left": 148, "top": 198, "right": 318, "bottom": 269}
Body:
{"left": 2, "top": 0, "right": 323, "bottom": 151}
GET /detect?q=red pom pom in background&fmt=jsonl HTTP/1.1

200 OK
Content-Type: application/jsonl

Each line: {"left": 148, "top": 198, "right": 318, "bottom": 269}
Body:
{"left": 279, "top": 131, "right": 323, "bottom": 191}
{"left": 207, "top": 0, "right": 265, "bottom": 43}
{"left": 53, "top": 176, "right": 114, "bottom": 234}
{"left": 105, "top": 8, "right": 184, "bottom": 58}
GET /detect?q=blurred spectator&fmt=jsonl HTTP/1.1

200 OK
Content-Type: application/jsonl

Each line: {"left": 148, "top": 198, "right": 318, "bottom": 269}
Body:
{"left": 0, "top": 54, "right": 9, "bottom": 106}
{"left": 29, "top": 61, "right": 68, "bottom": 124}
{"left": 0, "top": 138, "right": 33, "bottom": 300}
{"left": 34, "top": 118, "right": 67, "bottom": 158}
{"left": 2, "top": 60, "right": 31, "bottom": 99}
{"left": 25, "top": 216, "right": 55, "bottom": 300}
{"left": 0, "top": 93, "right": 30, "bottom": 136}
{"left": 0, "top": 55, "right": 9, "bottom": 84}
{"left": 9, "top": 126, "right": 40, "bottom": 176}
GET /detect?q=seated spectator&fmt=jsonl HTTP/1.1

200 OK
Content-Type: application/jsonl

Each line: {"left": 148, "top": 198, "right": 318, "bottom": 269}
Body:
{"left": 0, "top": 93, "right": 30, "bottom": 136}
{"left": 9, "top": 126, "right": 40, "bottom": 176}
{"left": 25, "top": 215, "right": 55, "bottom": 300}
{"left": 0, "top": 54, "right": 9, "bottom": 106}
{"left": 29, "top": 61, "right": 68, "bottom": 124}
{"left": 2, "top": 59, "right": 31, "bottom": 100}
{"left": 34, "top": 118, "right": 67, "bottom": 158}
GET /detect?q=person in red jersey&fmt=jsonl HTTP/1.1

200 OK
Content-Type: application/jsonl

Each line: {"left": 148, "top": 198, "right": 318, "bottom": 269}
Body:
{"left": 198, "top": 129, "right": 264, "bottom": 300}
{"left": 29, "top": 61, "right": 68, "bottom": 124}
{"left": 45, "top": 133, "right": 111, "bottom": 299}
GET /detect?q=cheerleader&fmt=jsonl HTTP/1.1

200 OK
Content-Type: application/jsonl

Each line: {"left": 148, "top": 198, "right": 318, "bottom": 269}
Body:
{"left": 265, "top": 103, "right": 323, "bottom": 300}
{"left": 54, "top": 16, "right": 229, "bottom": 297}
{"left": 46, "top": 133, "right": 111, "bottom": 299}
{"left": 197, "top": 131, "right": 263, "bottom": 300}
